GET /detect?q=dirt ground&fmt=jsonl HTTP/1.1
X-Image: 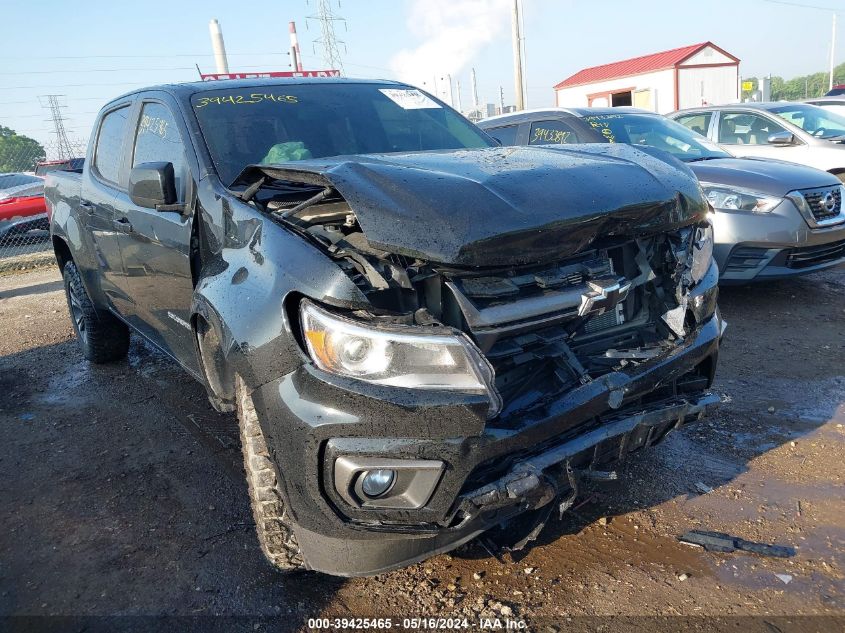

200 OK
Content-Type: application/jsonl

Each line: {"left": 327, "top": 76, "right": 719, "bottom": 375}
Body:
{"left": 1, "top": 264, "right": 843, "bottom": 632}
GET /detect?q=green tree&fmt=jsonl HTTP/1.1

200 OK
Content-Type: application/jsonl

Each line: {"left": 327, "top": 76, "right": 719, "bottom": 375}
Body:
{"left": 0, "top": 126, "right": 46, "bottom": 173}
{"left": 741, "top": 62, "right": 845, "bottom": 101}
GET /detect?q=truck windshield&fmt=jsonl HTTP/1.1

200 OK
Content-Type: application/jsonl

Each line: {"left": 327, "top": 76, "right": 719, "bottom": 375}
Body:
{"left": 190, "top": 82, "right": 494, "bottom": 185}
{"left": 578, "top": 113, "right": 730, "bottom": 162}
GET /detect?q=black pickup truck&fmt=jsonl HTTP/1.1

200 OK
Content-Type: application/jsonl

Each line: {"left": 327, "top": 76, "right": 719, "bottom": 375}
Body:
{"left": 46, "top": 78, "right": 723, "bottom": 576}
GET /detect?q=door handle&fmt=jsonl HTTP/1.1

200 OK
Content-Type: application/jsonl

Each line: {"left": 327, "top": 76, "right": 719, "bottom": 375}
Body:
{"left": 113, "top": 217, "right": 133, "bottom": 234}
{"left": 79, "top": 200, "right": 95, "bottom": 215}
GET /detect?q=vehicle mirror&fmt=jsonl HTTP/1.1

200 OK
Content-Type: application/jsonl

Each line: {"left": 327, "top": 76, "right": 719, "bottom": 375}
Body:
{"left": 767, "top": 131, "right": 796, "bottom": 146}
{"left": 128, "top": 162, "right": 177, "bottom": 210}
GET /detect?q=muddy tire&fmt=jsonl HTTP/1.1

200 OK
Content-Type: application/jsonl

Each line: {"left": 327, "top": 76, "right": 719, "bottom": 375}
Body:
{"left": 235, "top": 377, "right": 304, "bottom": 571}
{"left": 63, "top": 261, "right": 129, "bottom": 363}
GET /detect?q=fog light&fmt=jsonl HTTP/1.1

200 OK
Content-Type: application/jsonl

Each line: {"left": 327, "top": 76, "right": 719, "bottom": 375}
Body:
{"left": 360, "top": 469, "right": 396, "bottom": 498}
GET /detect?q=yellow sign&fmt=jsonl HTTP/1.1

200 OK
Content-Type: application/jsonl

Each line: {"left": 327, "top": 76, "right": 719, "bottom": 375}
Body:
{"left": 741, "top": 81, "right": 754, "bottom": 91}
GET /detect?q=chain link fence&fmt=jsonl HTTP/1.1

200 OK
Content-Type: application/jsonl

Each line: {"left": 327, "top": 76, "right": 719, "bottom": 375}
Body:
{"left": 0, "top": 137, "right": 87, "bottom": 274}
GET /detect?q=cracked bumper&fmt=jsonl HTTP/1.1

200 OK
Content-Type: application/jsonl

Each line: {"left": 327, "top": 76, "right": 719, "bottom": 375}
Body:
{"left": 253, "top": 303, "right": 723, "bottom": 576}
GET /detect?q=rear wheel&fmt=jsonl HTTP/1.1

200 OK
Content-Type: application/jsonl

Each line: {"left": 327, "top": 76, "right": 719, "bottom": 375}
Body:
{"left": 63, "top": 261, "right": 129, "bottom": 363}
{"left": 235, "top": 376, "right": 304, "bottom": 572}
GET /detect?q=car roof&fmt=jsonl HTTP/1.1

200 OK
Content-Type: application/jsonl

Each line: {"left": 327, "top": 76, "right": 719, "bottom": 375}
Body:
{"left": 479, "top": 106, "right": 656, "bottom": 126}
{"left": 673, "top": 101, "right": 819, "bottom": 115}
{"left": 103, "top": 77, "right": 406, "bottom": 107}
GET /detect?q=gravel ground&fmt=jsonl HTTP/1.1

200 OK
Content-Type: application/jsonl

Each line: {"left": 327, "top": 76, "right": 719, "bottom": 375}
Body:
{"left": 0, "top": 264, "right": 843, "bottom": 632}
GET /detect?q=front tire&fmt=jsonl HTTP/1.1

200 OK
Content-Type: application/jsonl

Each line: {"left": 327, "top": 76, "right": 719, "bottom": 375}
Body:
{"left": 63, "top": 261, "right": 129, "bottom": 363}
{"left": 235, "top": 377, "right": 304, "bottom": 572}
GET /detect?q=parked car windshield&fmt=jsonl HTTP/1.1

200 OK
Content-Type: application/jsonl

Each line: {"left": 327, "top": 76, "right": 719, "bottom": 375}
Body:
{"left": 769, "top": 104, "right": 845, "bottom": 139}
{"left": 577, "top": 112, "right": 730, "bottom": 161}
{"left": 190, "top": 83, "right": 494, "bottom": 184}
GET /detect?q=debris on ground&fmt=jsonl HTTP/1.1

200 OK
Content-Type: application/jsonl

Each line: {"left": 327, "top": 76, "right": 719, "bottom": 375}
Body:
{"left": 694, "top": 482, "right": 714, "bottom": 494}
{"left": 678, "top": 530, "right": 796, "bottom": 558}
{"left": 775, "top": 574, "right": 793, "bottom": 585}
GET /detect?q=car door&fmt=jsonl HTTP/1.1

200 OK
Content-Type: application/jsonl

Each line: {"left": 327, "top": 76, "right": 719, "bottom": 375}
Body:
{"left": 714, "top": 110, "right": 808, "bottom": 162}
{"left": 115, "top": 97, "right": 200, "bottom": 374}
{"left": 81, "top": 102, "right": 136, "bottom": 315}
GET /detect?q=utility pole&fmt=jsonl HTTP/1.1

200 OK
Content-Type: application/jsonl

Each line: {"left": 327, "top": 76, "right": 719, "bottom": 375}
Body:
{"left": 208, "top": 19, "right": 229, "bottom": 74}
{"left": 511, "top": 0, "right": 525, "bottom": 111}
{"left": 307, "top": 0, "right": 346, "bottom": 73}
{"left": 471, "top": 68, "right": 480, "bottom": 109}
{"left": 289, "top": 21, "right": 304, "bottom": 72}
{"left": 831, "top": 12, "right": 838, "bottom": 91}
{"left": 40, "top": 95, "right": 73, "bottom": 160}
{"left": 499, "top": 86, "right": 505, "bottom": 114}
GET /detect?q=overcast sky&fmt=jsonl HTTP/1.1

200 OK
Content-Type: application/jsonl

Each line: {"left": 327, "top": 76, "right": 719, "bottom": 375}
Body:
{"left": 1, "top": 0, "right": 841, "bottom": 148}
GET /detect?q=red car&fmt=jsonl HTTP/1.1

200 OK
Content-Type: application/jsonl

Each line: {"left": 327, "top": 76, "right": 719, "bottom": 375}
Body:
{"left": 0, "top": 173, "right": 49, "bottom": 246}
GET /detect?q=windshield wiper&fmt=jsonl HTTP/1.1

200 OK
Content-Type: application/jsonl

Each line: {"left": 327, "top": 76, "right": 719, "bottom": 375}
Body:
{"left": 686, "top": 156, "right": 725, "bottom": 162}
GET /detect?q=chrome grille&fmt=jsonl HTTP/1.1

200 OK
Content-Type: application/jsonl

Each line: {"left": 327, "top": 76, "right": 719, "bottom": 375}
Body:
{"left": 802, "top": 186, "right": 842, "bottom": 223}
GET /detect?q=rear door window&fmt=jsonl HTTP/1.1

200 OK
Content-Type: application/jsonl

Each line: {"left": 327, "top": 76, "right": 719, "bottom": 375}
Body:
{"left": 486, "top": 124, "right": 519, "bottom": 145}
{"left": 528, "top": 119, "right": 581, "bottom": 145}
{"left": 486, "top": 125, "right": 519, "bottom": 146}
{"left": 94, "top": 106, "right": 130, "bottom": 184}
{"left": 674, "top": 113, "right": 713, "bottom": 137}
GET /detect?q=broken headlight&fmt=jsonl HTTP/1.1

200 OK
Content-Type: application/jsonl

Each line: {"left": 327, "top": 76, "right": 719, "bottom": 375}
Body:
{"left": 690, "top": 223, "right": 714, "bottom": 284}
{"left": 300, "top": 300, "right": 501, "bottom": 417}
{"left": 701, "top": 182, "right": 781, "bottom": 214}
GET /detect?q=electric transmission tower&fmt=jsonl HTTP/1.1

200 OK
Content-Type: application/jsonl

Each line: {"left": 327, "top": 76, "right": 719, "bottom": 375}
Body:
{"left": 39, "top": 95, "right": 73, "bottom": 159}
{"left": 306, "top": 0, "right": 347, "bottom": 74}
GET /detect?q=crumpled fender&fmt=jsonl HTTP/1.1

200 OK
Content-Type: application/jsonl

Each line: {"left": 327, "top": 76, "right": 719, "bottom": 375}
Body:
{"left": 190, "top": 194, "right": 369, "bottom": 403}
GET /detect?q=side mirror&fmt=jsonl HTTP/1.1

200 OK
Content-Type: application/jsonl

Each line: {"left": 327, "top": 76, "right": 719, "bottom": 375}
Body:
{"left": 129, "top": 161, "right": 177, "bottom": 210}
{"left": 767, "top": 131, "right": 796, "bottom": 146}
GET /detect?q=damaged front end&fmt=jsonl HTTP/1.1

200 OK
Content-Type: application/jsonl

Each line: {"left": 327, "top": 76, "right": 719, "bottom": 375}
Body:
{"left": 238, "top": 146, "right": 723, "bottom": 575}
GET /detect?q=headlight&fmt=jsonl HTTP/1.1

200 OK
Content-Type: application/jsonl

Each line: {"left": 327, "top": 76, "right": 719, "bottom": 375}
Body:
{"left": 700, "top": 182, "right": 781, "bottom": 213}
{"left": 690, "top": 223, "right": 714, "bottom": 284}
{"left": 300, "top": 300, "right": 501, "bottom": 417}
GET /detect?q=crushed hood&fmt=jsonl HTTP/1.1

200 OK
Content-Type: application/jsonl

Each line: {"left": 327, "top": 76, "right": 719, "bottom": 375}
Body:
{"left": 237, "top": 144, "right": 708, "bottom": 267}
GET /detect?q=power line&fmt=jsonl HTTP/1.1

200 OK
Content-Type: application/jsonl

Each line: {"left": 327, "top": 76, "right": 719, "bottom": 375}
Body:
{"left": 1, "top": 52, "right": 289, "bottom": 61}
{"left": 761, "top": 0, "right": 839, "bottom": 11}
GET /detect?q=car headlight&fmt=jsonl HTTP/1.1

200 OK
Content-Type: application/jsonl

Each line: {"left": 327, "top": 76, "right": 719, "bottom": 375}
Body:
{"left": 300, "top": 300, "right": 501, "bottom": 417}
{"left": 700, "top": 182, "right": 781, "bottom": 213}
{"left": 690, "top": 222, "right": 714, "bottom": 284}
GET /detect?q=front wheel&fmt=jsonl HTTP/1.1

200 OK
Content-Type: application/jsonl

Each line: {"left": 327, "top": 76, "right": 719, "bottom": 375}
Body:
{"left": 235, "top": 376, "right": 304, "bottom": 572}
{"left": 63, "top": 261, "right": 129, "bottom": 363}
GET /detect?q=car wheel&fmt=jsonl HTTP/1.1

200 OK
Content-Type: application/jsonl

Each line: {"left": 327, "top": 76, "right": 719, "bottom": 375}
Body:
{"left": 235, "top": 376, "right": 304, "bottom": 572}
{"left": 63, "top": 261, "right": 129, "bottom": 362}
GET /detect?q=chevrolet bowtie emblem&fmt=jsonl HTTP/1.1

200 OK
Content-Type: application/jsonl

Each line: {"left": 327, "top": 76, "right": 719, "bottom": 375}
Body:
{"left": 578, "top": 277, "right": 632, "bottom": 317}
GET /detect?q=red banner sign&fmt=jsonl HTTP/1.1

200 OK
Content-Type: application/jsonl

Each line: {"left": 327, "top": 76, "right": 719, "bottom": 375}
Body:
{"left": 200, "top": 70, "right": 341, "bottom": 81}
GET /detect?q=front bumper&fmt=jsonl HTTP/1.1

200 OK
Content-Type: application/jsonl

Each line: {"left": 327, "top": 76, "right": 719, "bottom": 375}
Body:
{"left": 252, "top": 293, "right": 724, "bottom": 576}
{"left": 713, "top": 200, "right": 845, "bottom": 283}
